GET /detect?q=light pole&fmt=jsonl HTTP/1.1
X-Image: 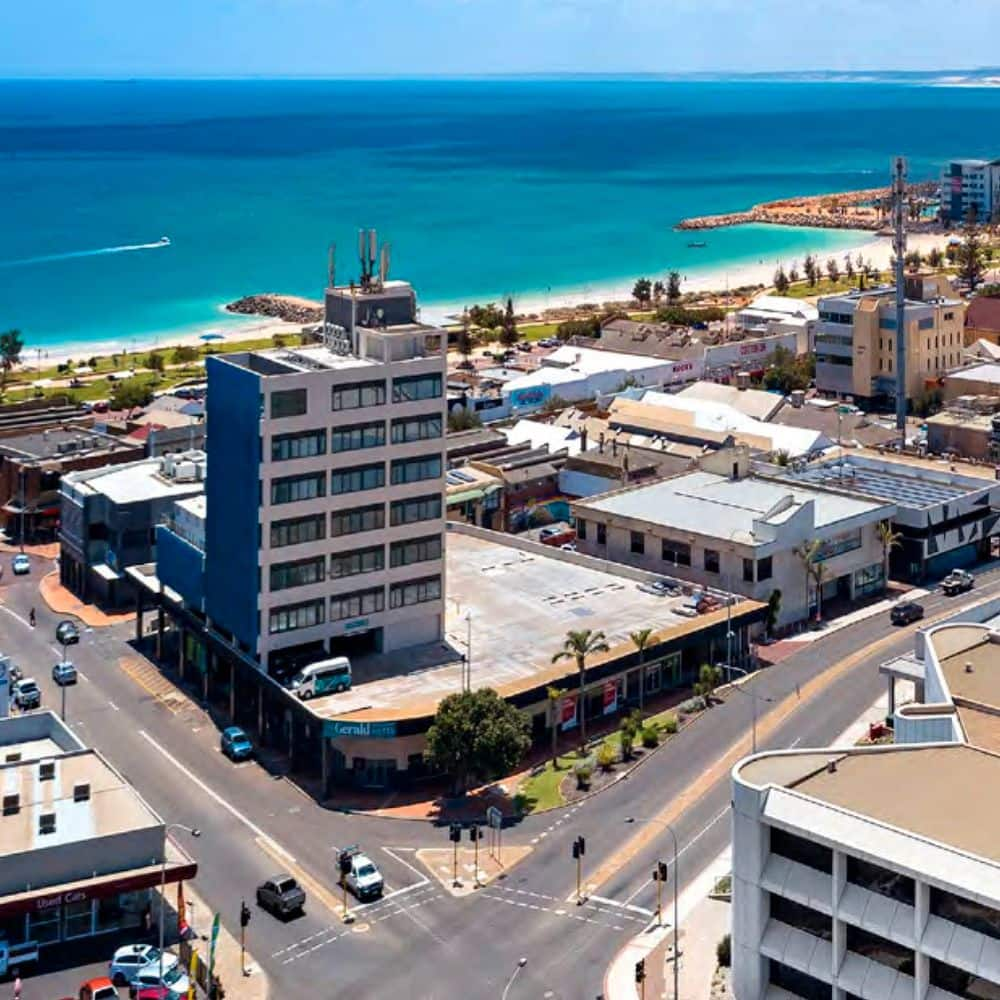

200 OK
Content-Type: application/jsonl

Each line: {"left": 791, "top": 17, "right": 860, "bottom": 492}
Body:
{"left": 501, "top": 957, "right": 527, "bottom": 1000}
{"left": 465, "top": 611, "right": 473, "bottom": 693}
{"left": 721, "top": 664, "right": 773, "bottom": 755}
{"left": 160, "top": 824, "right": 201, "bottom": 987}
{"left": 625, "top": 817, "right": 679, "bottom": 1000}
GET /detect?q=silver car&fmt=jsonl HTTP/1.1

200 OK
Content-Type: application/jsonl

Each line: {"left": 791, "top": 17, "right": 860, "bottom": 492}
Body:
{"left": 52, "top": 661, "right": 78, "bottom": 685}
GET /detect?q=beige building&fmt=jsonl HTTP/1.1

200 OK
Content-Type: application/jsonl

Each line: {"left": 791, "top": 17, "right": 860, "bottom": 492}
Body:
{"left": 815, "top": 275, "right": 966, "bottom": 405}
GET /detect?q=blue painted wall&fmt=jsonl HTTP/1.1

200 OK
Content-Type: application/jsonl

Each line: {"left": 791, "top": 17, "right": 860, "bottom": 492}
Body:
{"left": 204, "top": 356, "right": 261, "bottom": 652}
{"left": 156, "top": 525, "right": 205, "bottom": 612}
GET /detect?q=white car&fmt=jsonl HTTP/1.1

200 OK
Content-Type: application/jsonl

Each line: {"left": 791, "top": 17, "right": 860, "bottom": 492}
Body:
{"left": 345, "top": 851, "right": 385, "bottom": 902}
{"left": 128, "top": 960, "right": 190, "bottom": 998}
{"left": 109, "top": 944, "right": 176, "bottom": 986}
{"left": 11, "top": 554, "right": 30, "bottom": 575}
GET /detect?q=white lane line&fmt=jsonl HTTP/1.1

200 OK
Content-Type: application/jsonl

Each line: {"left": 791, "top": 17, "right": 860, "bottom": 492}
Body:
{"left": 0, "top": 604, "right": 32, "bottom": 628}
{"left": 788, "top": 736, "right": 802, "bottom": 749}
{"left": 382, "top": 846, "right": 430, "bottom": 883}
{"left": 108, "top": 700, "right": 120, "bottom": 712}
{"left": 380, "top": 880, "right": 430, "bottom": 904}
{"left": 586, "top": 893, "right": 653, "bottom": 916}
{"left": 138, "top": 729, "right": 295, "bottom": 863}
{"left": 77, "top": 671, "right": 89, "bottom": 682}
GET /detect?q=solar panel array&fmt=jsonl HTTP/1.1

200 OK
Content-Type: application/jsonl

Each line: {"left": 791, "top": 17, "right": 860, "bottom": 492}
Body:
{"left": 446, "top": 469, "right": 477, "bottom": 486}
{"left": 785, "top": 461, "right": 968, "bottom": 508}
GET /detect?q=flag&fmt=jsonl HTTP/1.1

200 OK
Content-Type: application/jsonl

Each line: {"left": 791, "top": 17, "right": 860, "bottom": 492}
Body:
{"left": 208, "top": 912, "right": 220, "bottom": 980}
{"left": 177, "top": 883, "right": 189, "bottom": 940}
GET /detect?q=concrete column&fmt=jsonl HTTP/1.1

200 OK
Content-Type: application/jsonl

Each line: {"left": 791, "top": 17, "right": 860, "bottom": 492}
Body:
{"left": 135, "top": 592, "right": 144, "bottom": 642}
{"left": 257, "top": 688, "right": 265, "bottom": 744}
{"left": 202, "top": 653, "right": 210, "bottom": 703}
{"left": 228, "top": 661, "right": 236, "bottom": 721}
{"left": 155, "top": 604, "right": 165, "bottom": 662}
{"left": 178, "top": 631, "right": 186, "bottom": 682}
{"left": 888, "top": 675, "right": 896, "bottom": 716}
{"left": 914, "top": 879, "right": 930, "bottom": 998}
{"left": 287, "top": 712, "right": 295, "bottom": 766}
{"left": 832, "top": 851, "right": 847, "bottom": 982}
{"left": 321, "top": 737, "right": 330, "bottom": 799}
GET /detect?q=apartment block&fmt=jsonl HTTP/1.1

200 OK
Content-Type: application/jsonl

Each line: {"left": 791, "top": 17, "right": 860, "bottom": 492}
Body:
{"left": 814, "top": 277, "right": 966, "bottom": 405}
{"left": 941, "top": 158, "right": 1000, "bottom": 223}
{"left": 201, "top": 279, "right": 447, "bottom": 676}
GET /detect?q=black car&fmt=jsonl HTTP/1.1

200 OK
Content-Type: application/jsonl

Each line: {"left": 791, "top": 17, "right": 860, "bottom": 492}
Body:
{"left": 56, "top": 621, "right": 80, "bottom": 646}
{"left": 256, "top": 875, "right": 306, "bottom": 918}
{"left": 890, "top": 601, "right": 924, "bottom": 626}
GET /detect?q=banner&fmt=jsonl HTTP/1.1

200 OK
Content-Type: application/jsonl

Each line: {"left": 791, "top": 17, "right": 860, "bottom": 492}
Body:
{"left": 602, "top": 680, "right": 618, "bottom": 716}
{"left": 187, "top": 947, "right": 198, "bottom": 1000}
{"left": 208, "top": 913, "right": 220, "bottom": 980}
{"left": 177, "top": 883, "right": 189, "bottom": 941}
{"left": 560, "top": 694, "right": 578, "bottom": 731}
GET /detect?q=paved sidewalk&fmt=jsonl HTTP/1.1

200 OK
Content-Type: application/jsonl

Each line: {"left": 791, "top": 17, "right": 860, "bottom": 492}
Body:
{"left": 39, "top": 570, "right": 135, "bottom": 626}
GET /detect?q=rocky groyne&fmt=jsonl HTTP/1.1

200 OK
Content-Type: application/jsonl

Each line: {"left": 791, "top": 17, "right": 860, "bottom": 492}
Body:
{"left": 225, "top": 293, "right": 324, "bottom": 324}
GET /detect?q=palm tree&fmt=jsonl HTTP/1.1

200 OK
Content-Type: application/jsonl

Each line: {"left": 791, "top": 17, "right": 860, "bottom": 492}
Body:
{"left": 0, "top": 329, "right": 24, "bottom": 395}
{"left": 546, "top": 685, "right": 565, "bottom": 763}
{"left": 810, "top": 560, "right": 828, "bottom": 621}
{"left": 876, "top": 520, "right": 903, "bottom": 592}
{"left": 629, "top": 628, "right": 654, "bottom": 711}
{"left": 552, "top": 629, "right": 609, "bottom": 747}
{"left": 693, "top": 663, "right": 723, "bottom": 708}
{"left": 794, "top": 539, "right": 822, "bottom": 622}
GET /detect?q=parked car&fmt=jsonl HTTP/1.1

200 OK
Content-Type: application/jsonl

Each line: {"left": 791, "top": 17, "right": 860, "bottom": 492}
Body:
{"left": 79, "top": 977, "right": 118, "bottom": 1000}
{"left": 52, "top": 661, "right": 78, "bottom": 685}
{"left": 343, "top": 849, "right": 385, "bottom": 902}
{"left": 538, "top": 525, "right": 576, "bottom": 547}
{"left": 128, "top": 962, "right": 189, "bottom": 998}
{"left": 13, "top": 678, "right": 41, "bottom": 710}
{"left": 942, "top": 569, "right": 975, "bottom": 595}
{"left": 256, "top": 874, "right": 306, "bottom": 917}
{"left": 12, "top": 554, "right": 30, "bottom": 575}
{"left": 516, "top": 341, "right": 533, "bottom": 352}
{"left": 56, "top": 620, "right": 81, "bottom": 646}
{"left": 109, "top": 944, "right": 175, "bottom": 987}
{"left": 890, "top": 601, "right": 924, "bottom": 626}
{"left": 93, "top": 400, "right": 109, "bottom": 413}
{"left": 221, "top": 725, "right": 254, "bottom": 761}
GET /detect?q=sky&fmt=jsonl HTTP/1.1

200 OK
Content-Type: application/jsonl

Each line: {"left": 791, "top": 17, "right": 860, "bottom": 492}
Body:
{"left": 3, "top": 0, "right": 1000, "bottom": 78}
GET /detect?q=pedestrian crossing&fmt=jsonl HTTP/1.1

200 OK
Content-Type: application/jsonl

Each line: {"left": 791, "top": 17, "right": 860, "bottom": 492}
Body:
{"left": 118, "top": 656, "right": 191, "bottom": 713}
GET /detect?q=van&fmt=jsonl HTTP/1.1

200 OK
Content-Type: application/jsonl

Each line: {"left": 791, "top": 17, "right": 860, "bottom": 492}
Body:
{"left": 288, "top": 657, "right": 352, "bottom": 700}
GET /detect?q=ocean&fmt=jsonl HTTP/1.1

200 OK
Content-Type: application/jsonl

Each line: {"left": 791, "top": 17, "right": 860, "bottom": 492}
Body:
{"left": 2, "top": 78, "right": 1000, "bottom": 352}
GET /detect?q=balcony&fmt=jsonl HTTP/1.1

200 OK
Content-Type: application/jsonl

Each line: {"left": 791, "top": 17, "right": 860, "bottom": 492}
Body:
{"left": 762, "top": 855, "right": 834, "bottom": 915}
{"left": 838, "top": 882, "right": 916, "bottom": 949}
{"left": 761, "top": 920, "right": 834, "bottom": 985}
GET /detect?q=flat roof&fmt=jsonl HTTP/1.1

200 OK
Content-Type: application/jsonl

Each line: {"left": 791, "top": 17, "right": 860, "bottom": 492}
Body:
{"left": 0, "top": 737, "right": 63, "bottom": 764}
{"left": 948, "top": 362, "right": 1000, "bottom": 386}
{"left": 577, "top": 470, "right": 888, "bottom": 544}
{"left": 65, "top": 458, "right": 205, "bottom": 505}
{"left": 0, "top": 427, "right": 131, "bottom": 462}
{"left": 311, "top": 531, "right": 761, "bottom": 722}
{"left": 935, "top": 627, "right": 1000, "bottom": 713}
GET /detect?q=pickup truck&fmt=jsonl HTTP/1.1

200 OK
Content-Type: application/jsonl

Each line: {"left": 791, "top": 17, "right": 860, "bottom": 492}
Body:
{"left": 941, "top": 569, "right": 975, "bottom": 596}
{"left": 256, "top": 874, "right": 306, "bottom": 917}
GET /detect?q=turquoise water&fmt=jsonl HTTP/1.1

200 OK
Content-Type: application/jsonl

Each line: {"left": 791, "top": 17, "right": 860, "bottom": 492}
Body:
{"left": 2, "top": 79, "right": 999, "bottom": 351}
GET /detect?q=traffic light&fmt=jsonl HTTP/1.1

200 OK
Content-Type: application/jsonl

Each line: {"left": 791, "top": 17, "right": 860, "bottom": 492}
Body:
{"left": 654, "top": 861, "right": 668, "bottom": 882}
{"left": 468, "top": 825, "right": 481, "bottom": 842}
{"left": 571, "top": 835, "right": 586, "bottom": 859}
{"left": 240, "top": 900, "right": 251, "bottom": 928}
{"left": 339, "top": 850, "right": 353, "bottom": 876}
{"left": 449, "top": 822, "right": 463, "bottom": 843}
{"left": 635, "top": 959, "right": 646, "bottom": 984}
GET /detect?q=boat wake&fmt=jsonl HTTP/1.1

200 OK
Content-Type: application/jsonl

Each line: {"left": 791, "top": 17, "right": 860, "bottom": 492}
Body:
{"left": 0, "top": 237, "right": 171, "bottom": 268}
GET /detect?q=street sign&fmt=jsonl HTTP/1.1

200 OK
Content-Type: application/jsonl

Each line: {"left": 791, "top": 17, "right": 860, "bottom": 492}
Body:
{"left": 486, "top": 806, "right": 503, "bottom": 830}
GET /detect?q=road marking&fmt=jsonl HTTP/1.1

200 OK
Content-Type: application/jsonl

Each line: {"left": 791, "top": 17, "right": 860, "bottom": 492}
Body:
{"left": 0, "top": 604, "right": 32, "bottom": 628}
{"left": 107, "top": 700, "right": 120, "bottom": 712}
{"left": 586, "top": 894, "right": 653, "bottom": 916}
{"left": 788, "top": 736, "right": 802, "bottom": 749}
{"left": 382, "top": 846, "right": 431, "bottom": 884}
{"left": 138, "top": 729, "right": 295, "bottom": 863}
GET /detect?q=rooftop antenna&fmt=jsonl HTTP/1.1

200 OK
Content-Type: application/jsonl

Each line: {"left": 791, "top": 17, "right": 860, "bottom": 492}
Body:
{"left": 357, "top": 229, "right": 369, "bottom": 283}
{"left": 367, "top": 229, "right": 378, "bottom": 284}
{"left": 892, "top": 156, "right": 908, "bottom": 441}
{"left": 379, "top": 242, "right": 391, "bottom": 287}
{"left": 327, "top": 242, "right": 336, "bottom": 289}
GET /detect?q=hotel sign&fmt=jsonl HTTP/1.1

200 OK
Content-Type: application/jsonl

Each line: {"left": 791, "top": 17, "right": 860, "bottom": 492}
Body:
{"left": 324, "top": 720, "right": 397, "bottom": 739}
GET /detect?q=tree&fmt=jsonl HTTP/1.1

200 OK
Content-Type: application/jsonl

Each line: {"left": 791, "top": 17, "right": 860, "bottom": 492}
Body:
{"left": 766, "top": 590, "right": 782, "bottom": 637}
{"left": 552, "top": 629, "right": 610, "bottom": 747}
{"left": 171, "top": 344, "right": 200, "bottom": 364}
{"left": 912, "top": 387, "right": 943, "bottom": 418}
{"left": 788, "top": 264, "right": 801, "bottom": 284}
{"left": 630, "top": 628, "right": 654, "bottom": 711}
{"left": 146, "top": 350, "right": 166, "bottom": 373}
{"left": 620, "top": 708, "right": 642, "bottom": 760}
{"left": 499, "top": 297, "right": 518, "bottom": 348}
{"left": 794, "top": 539, "right": 822, "bottom": 621}
{"left": 556, "top": 317, "right": 601, "bottom": 340}
{"left": 632, "top": 278, "right": 653, "bottom": 307}
{"left": 763, "top": 345, "right": 812, "bottom": 394}
{"left": 447, "top": 407, "right": 482, "bottom": 432}
{"left": 456, "top": 311, "right": 476, "bottom": 364}
{"left": 0, "top": 328, "right": 24, "bottom": 394}
{"left": 109, "top": 377, "right": 153, "bottom": 411}
{"left": 959, "top": 207, "right": 986, "bottom": 291}
{"left": 693, "top": 663, "right": 723, "bottom": 708}
{"left": 666, "top": 270, "right": 682, "bottom": 303}
{"left": 803, "top": 254, "right": 817, "bottom": 287}
{"left": 927, "top": 246, "right": 944, "bottom": 269}
{"left": 844, "top": 256, "right": 855, "bottom": 281}
{"left": 546, "top": 686, "right": 566, "bottom": 763}
{"left": 905, "top": 250, "right": 923, "bottom": 272}
{"left": 651, "top": 280, "right": 665, "bottom": 305}
{"left": 876, "top": 520, "right": 903, "bottom": 592}
{"left": 424, "top": 688, "right": 531, "bottom": 793}
{"left": 773, "top": 266, "right": 790, "bottom": 294}
{"left": 826, "top": 258, "right": 840, "bottom": 283}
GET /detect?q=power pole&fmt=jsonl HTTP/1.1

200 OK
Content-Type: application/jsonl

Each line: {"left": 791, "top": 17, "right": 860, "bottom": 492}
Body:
{"left": 893, "top": 156, "right": 908, "bottom": 439}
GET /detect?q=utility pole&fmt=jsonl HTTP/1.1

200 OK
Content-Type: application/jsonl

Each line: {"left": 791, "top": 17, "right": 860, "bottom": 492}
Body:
{"left": 239, "top": 900, "right": 251, "bottom": 976}
{"left": 338, "top": 849, "right": 354, "bottom": 923}
{"left": 635, "top": 958, "right": 646, "bottom": 1000}
{"left": 893, "top": 156, "right": 908, "bottom": 439}
{"left": 449, "top": 823, "right": 463, "bottom": 887}
{"left": 572, "top": 836, "right": 586, "bottom": 905}
{"left": 653, "top": 860, "right": 668, "bottom": 927}
{"left": 469, "top": 824, "right": 482, "bottom": 888}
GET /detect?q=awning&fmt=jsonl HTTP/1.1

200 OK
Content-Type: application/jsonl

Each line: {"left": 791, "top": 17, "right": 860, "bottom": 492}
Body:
{"left": 92, "top": 563, "right": 122, "bottom": 581}
{"left": 0, "top": 857, "right": 197, "bottom": 920}
{"left": 447, "top": 488, "right": 486, "bottom": 505}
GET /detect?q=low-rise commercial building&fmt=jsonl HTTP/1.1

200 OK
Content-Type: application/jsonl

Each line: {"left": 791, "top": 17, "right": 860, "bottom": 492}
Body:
{"left": 964, "top": 296, "right": 1000, "bottom": 347}
{"left": 732, "top": 295, "right": 817, "bottom": 351}
{"left": 0, "top": 712, "right": 196, "bottom": 973}
{"left": 941, "top": 157, "right": 1000, "bottom": 223}
{"left": 942, "top": 361, "right": 1000, "bottom": 402}
{"left": 925, "top": 404, "right": 1000, "bottom": 463}
{"left": 571, "top": 453, "right": 893, "bottom": 626}
{"left": 815, "top": 278, "right": 965, "bottom": 405}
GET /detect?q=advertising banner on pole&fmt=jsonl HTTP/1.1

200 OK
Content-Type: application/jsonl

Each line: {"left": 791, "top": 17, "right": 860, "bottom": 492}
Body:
{"left": 602, "top": 679, "right": 618, "bottom": 716}
{"left": 560, "top": 694, "right": 578, "bottom": 731}
{"left": 208, "top": 913, "right": 220, "bottom": 980}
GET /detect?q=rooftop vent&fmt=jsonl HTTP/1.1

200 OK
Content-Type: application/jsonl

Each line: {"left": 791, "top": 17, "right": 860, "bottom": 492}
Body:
{"left": 73, "top": 783, "right": 91, "bottom": 803}
{"left": 966, "top": 661, "right": 975, "bottom": 673}
{"left": 826, "top": 758, "right": 838, "bottom": 774}
{"left": 39, "top": 813, "right": 56, "bottom": 836}
{"left": 2, "top": 794, "right": 19, "bottom": 816}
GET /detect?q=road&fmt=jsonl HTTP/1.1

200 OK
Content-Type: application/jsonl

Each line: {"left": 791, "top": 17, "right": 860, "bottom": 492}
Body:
{"left": 2, "top": 552, "right": 994, "bottom": 999}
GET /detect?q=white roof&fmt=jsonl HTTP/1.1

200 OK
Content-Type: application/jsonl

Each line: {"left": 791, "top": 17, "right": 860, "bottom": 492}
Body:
{"left": 502, "top": 420, "right": 582, "bottom": 456}
{"left": 744, "top": 295, "right": 819, "bottom": 321}
{"left": 175, "top": 495, "right": 207, "bottom": 519}
{"left": 675, "top": 381, "right": 785, "bottom": 421}
{"left": 580, "top": 470, "right": 889, "bottom": 545}
{"left": 948, "top": 362, "right": 1000, "bottom": 386}
{"left": 65, "top": 459, "right": 205, "bottom": 505}
{"left": 543, "top": 344, "right": 669, "bottom": 375}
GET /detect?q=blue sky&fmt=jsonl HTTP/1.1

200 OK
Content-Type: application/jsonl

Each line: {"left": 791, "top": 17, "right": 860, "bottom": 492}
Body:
{"left": 4, "top": 0, "right": 1000, "bottom": 77}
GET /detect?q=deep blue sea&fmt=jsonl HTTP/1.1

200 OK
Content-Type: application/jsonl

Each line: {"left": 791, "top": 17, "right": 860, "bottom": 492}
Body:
{"left": 2, "top": 79, "right": 1000, "bottom": 351}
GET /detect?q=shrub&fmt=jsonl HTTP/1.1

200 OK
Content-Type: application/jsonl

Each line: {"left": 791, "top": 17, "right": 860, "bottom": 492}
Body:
{"left": 640, "top": 726, "right": 659, "bottom": 749}
{"left": 620, "top": 730, "right": 634, "bottom": 761}
{"left": 717, "top": 933, "right": 731, "bottom": 968}
{"left": 171, "top": 345, "right": 199, "bottom": 364}
{"left": 596, "top": 743, "right": 617, "bottom": 772}
{"left": 574, "top": 762, "right": 593, "bottom": 789}
{"left": 660, "top": 714, "right": 678, "bottom": 735}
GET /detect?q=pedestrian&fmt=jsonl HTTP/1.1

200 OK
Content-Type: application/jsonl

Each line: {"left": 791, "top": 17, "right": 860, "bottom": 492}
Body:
{"left": 28, "top": 607, "right": 35, "bottom": 628}
{"left": 12, "top": 970, "right": 21, "bottom": 1000}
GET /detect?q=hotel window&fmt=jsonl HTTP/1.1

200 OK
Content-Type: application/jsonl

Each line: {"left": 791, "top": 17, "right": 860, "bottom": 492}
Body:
{"left": 270, "top": 513, "right": 326, "bottom": 548}
{"left": 331, "top": 503, "right": 385, "bottom": 537}
{"left": 390, "top": 535, "right": 442, "bottom": 569}
{"left": 757, "top": 556, "right": 772, "bottom": 581}
{"left": 331, "top": 587, "right": 385, "bottom": 622}
{"left": 271, "top": 428, "right": 326, "bottom": 461}
{"left": 576, "top": 519, "right": 587, "bottom": 541}
{"left": 268, "top": 598, "right": 325, "bottom": 634}
{"left": 630, "top": 531, "right": 645, "bottom": 555}
{"left": 270, "top": 388, "right": 307, "bottom": 419}
{"left": 769, "top": 827, "right": 832, "bottom": 873}
{"left": 661, "top": 539, "right": 691, "bottom": 566}
{"left": 391, "top": 454, "right": 442, "bottom": 486}
{"left": 332, "top": 380, "right": 386, "bottom": 411}
{"left": 269, "top": 556, "right": 326, "bottom": 592}
{"left": 391, "top": 414, "right": 443, "bottom": 444}
{"left": 846, "top": 854, "right": 914, "bottom": 906}
{"left": 331, "top": 421, "right": 385, "bottom": 453}
{"left": 704, "top": 549, "right": 720, "bottom": 573}
{"left": 392, "top": 374, "right": 442, "bottom": 403}
{"left": 331, "top": 463, "right": 385, "bottom": 495}
{"left": 769, "top": 895, "right": 832, "bottom": 940}
{"left": 845, "top": 925, "right": 914, "bottom": 976}
{"left": 596, "top": 523, "right": 606, "bottom": 546}
{"left": 390, "top": 494, "right": 442, "bottom": 526}
{"left": 330, "top": 545, "right": 384, "bottom": 579}
{"left": 390, "top": 575, "right": 442, "bottom": 609}
{"left": 270, "top": 471, "right": 325, "bottom": 505}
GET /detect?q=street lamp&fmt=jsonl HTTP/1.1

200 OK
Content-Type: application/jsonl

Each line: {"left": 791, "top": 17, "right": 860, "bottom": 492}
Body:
{"left": 722, "top": 664, "right": 773, "bottom": 755}
{"left": 501, "top": 957, "right": 528, "bottom": 1000}
{"left": 624, "top": 817, "right": 679, "bottom": 1000}
{"left": 465, "top": 610, "right": 473, "bottom": 693}
{"left": 160, "top": 824, "right": 201, "bottom": 987}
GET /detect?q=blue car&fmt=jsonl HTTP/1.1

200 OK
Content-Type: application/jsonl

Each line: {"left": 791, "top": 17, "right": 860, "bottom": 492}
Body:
{"left": 220, "top": 726, "right": 254, "bottom": 761}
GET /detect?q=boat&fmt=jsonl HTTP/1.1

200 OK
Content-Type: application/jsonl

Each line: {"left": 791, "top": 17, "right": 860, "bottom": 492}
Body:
{"left": 687, "top": 241, "right": 708, "bottom": 248}
{"left": 158, "top": 236, "right": 171, "bottom": 245}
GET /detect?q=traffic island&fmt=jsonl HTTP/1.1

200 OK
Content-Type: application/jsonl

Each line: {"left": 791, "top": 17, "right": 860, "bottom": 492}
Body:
{"left": 416, "top": 845, "right": 532, "bottom": 897}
